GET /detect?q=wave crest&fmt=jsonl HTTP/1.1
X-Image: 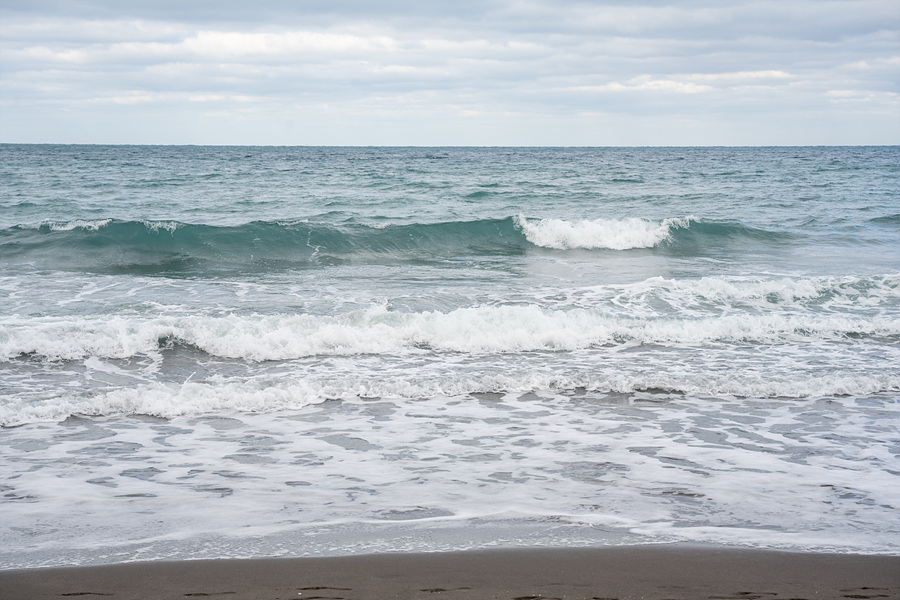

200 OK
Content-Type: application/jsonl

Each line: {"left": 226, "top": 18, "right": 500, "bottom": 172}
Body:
{"left": 514, "top": 215, "right": 692, "bottom": 250}
{"left": 4, "top": 305, "right": 897, "bottom": 362}
{"left": 3, "top": 370, "right": 898, "bottom": 426}
{"left": 19, "top": 219, "right": 113, "bottom": 232}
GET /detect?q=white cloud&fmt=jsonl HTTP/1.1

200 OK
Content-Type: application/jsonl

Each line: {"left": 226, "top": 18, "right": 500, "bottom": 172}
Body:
{"left": 826, "top": 89, "right": 900, "bottom": 106}
{"left": 684, "top": 70, "right": 793, "bottom": 82}
{"left": 0, "top": 0, "right": 897, "bottom": 144}
{"left": 572, "top": 77, "right": 714, "bottom": 94}
{"left": 187, "top": 94, "right": 259, "bottom": 102}
{"left": 181, "top": 30, "right": 398, "bottom": 59}
{"left": 846, "top": 56, "right": 900, "bottom": 70}
{"left": 89, "top": 91, "right": 172, "bottom": 104}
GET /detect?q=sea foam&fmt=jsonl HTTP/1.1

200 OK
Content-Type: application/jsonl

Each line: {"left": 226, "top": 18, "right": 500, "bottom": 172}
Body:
{"left": 25, "top": 219, "right": 113, "bottom": 232}
{"left": 514, "top": 215, "right": 692, "bottom": 250}
{"left": 3, "top": 305, "right": 897, "bottom": 362}
{"left": 2, "top": 368, "right": 898, "bottom": 426}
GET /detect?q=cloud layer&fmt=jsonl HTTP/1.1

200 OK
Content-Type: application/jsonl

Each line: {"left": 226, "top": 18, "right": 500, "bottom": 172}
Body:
{"left": 1, "top": 1, "right": 897, "bottom": 144}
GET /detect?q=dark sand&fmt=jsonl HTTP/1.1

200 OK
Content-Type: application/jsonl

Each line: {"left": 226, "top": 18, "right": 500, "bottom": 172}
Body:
{"left": 1, "top": 545, "right": 897, "bottom": 600}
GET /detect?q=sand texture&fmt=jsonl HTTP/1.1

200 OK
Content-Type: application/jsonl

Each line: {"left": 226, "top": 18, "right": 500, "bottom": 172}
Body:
{"left": 2, "top": 545, "right": 898, "bottom": 600}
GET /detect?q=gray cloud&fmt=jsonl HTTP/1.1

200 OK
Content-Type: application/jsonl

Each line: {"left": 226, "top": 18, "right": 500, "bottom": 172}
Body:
{"left": 1, "top": 0, "right": 897, "bottom": 144}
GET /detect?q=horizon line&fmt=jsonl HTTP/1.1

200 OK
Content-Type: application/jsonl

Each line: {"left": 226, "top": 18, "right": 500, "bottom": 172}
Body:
{"left": 2, "top": 142, "right": 897, "bottom": 148}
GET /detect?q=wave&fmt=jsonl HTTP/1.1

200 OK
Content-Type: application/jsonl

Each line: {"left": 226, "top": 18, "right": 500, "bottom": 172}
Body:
{"left": 513, "top": 215, "right": 789, "bottom": 251}
{"left": 582, "top": 273, "right": 900, "bottom": 314}
{"left": 513, "top": 215, "right": 690, "bottom": 250}
{"left": 2, "top": 218, "right": 523, "bottom": 274}
{"left": 869, "top": 213, "right": 900, "bottom": 226}
{"left": 1, "top": 216, "right": 795, "bottom": 274}
{"left": 3, "top": 368, "right": 898, "bottom": 426}
{"left": 3, "top": 305, "right": 898, "bottom": 362}
{"left": 25, "top": 219, "right": 114, "bottom": 232}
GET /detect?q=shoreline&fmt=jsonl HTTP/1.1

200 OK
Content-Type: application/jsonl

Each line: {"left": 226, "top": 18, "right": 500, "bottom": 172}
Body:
{"left": 2, "top": 545, "right": 898, "bottom": 600}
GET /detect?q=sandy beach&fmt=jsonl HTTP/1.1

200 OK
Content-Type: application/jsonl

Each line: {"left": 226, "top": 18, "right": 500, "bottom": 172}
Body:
{"left": 2, "top": 545, "right": 898, "bottom": 600}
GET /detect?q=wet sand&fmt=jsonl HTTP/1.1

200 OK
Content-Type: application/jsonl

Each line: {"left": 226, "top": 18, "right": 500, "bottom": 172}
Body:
{"left": 1, "top": 545, "right": 898, "bottom": 600}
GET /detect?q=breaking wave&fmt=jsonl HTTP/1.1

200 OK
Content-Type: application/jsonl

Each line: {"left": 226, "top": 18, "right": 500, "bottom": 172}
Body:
{"left": 4, "top": 304, "right": 898, "bottom": 362}
{"left": 2, "top": 367, "right": 898, "bottom": 426}
{"left": 514, "top": 215, "right": 691, "bottom": 249}
{"left": 1, "top": 216, "right": 796, "bottom": 274}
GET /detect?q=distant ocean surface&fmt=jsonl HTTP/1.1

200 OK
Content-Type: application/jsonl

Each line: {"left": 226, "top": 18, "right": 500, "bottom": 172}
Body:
{"left": 1, "top": 145, "right": 898, "bottom": 567}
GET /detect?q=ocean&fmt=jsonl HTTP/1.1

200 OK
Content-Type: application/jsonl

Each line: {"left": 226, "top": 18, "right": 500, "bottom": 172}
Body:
{"left": 1, "top": 145, "right": 898, "bottom": 567}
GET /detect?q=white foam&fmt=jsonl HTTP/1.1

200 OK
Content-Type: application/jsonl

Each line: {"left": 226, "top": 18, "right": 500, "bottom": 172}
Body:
{"left": 521, "top": 274, "right": 900, "bottom": 322}
{"left": 20, "top": 219, "right": 113, "bottom": 231}
{"left": 2, "top": 364, "right": 898, "bottom": 426}
{"left": 3, "top": 305, "right": 897, "bottom": 362}
{"left": 142, "top": 220, "right": 179, "bottom": 234}
{"left": 514, "top": 215, "right": 692, "bottom": 250}
{"left": 646, "top": 274, "right": 900, "bottom": 310}
{"left": 2, "top": 390, "right": 898, "bottom": 565}
{"left": 0, "top": 378, "right": 326, "bottom": 425}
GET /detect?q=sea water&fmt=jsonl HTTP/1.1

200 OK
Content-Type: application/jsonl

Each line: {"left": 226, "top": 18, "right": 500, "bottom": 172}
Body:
{"left": 1, "top": 145, "right": 898, "bottom": 567}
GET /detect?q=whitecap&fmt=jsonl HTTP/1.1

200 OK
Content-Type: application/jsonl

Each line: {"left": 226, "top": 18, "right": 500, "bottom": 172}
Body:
{"left": 513, "top": 215, "right": 692, "bottom": 250}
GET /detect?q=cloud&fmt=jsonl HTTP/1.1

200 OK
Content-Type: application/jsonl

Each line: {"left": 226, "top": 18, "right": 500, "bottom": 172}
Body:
{"left": 0, "top": 0, "right": 897, "bottom": 144}
{"left": 571, "top": 77, "right": 715, "bottom": 94}
{"left": 684, "top": 70, "right": 792, "bottom": 82}
{"left": 181, "top": 31, "right": 399, "bottom": 58}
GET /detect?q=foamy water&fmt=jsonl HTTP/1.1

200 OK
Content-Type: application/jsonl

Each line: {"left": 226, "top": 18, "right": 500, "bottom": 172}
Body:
{"left": 514, "top": 215, "right": 692, "bottom": 249}
{"left": 1, "top": 145, "right": 898, "bottom": 566}
{"left": 2, "top": 392, "right": 897, "bottom": 568}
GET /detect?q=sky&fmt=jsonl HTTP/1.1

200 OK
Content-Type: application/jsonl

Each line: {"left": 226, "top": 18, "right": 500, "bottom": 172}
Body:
{"left": 0, "top": 0, "right": 898, "bottom": 145}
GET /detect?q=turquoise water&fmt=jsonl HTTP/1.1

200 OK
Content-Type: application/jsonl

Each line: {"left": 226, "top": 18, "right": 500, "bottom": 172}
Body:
{"left": 1, "top": 145, "right": 898, "bottom": 566}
